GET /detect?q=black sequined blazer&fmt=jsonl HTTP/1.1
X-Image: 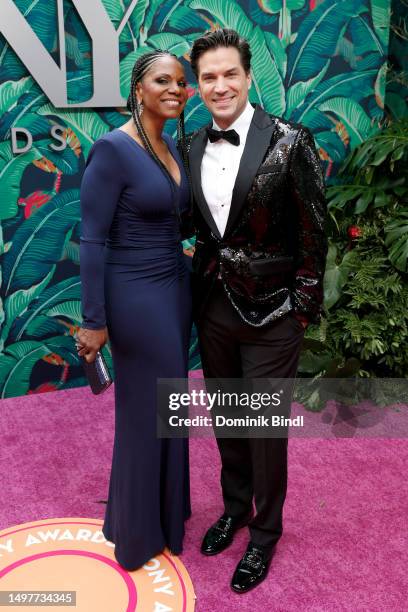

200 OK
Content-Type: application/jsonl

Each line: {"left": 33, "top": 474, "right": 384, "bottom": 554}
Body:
{"left": 187, "top": 104, "right": 328, "bottom": 327}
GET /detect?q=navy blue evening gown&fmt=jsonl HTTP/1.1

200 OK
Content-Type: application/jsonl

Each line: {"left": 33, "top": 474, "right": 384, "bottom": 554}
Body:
{"left": 80, "top": 128, "right": 192, "bottom": 570}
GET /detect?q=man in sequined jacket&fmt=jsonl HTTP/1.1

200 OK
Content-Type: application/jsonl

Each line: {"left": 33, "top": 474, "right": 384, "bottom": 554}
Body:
{"left": 187, "top": 28, "right": 328, "bottom": 593}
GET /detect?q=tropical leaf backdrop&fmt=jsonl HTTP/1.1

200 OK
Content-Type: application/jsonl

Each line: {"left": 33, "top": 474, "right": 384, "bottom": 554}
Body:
{"left": 0, "top": 0, "right": 399, "bottom": 397}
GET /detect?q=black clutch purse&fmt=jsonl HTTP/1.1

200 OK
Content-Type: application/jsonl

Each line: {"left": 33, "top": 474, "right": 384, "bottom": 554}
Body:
{"left": 80, "top": 350, "right": 112, "bottom": 395}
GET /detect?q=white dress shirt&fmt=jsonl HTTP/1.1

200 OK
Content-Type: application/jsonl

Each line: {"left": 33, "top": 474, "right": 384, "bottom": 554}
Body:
{"left": 201, "top": 101, "right": 255, "bottom": 237}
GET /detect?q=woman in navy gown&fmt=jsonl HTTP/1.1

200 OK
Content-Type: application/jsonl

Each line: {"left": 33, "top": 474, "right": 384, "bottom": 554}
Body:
{"left": 77, "top": 50, "right": 192, "bottom": 570}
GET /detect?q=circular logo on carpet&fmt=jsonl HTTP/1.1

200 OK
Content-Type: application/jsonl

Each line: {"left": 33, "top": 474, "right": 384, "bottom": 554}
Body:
{"left": 0, "top": 518, "right": 195, "bottom": 611}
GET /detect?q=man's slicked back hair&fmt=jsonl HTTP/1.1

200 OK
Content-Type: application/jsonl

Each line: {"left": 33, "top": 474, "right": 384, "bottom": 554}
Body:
{"left": 190, "top": 28, "right": 251, "bottom": 78}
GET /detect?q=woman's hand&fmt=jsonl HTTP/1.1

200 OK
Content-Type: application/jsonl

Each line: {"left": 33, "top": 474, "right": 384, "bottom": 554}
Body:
{"left": 76, "top": 327, "right": 109, "bottom": 363}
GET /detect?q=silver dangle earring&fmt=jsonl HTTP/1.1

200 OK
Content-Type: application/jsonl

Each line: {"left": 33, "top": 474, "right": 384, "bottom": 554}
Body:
{"left": 138, "top": 99, "right": 144, "bottom": 115}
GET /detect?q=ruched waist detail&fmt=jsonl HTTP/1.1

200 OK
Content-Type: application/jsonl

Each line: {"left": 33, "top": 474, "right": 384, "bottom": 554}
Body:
{"left": 107, "top": 215, "right": 182, "bottom": 249}
{"left": 104, "top": 242, "right": 185, "bottom": 265}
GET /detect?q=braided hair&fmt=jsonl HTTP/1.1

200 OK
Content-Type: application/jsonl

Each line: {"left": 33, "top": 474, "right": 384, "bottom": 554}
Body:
{"left": 126, "top": 50, "right": 192, "bottom": 225}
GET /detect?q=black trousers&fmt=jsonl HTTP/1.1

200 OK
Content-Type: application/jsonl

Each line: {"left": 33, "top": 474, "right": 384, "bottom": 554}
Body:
{"left": 198, "top": 281, "right": 305, "bottom": 551}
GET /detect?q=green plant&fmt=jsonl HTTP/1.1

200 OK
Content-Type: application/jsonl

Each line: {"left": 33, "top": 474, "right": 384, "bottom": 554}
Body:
{"left": 301, "top": 117, "right": 408, "bottom": 382}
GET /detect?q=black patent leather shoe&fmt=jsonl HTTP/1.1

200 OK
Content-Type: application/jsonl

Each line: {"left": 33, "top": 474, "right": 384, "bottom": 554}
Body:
{"left": 201, "top": 513, "right": 252, "bottom": 556}
{"left": 231, "top": 542, "right": 273, "bottom": 593}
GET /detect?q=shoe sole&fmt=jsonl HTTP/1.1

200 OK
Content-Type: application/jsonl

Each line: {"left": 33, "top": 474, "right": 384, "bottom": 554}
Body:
{"left": 200, "top": 541, "right": 233, "bottom": 556}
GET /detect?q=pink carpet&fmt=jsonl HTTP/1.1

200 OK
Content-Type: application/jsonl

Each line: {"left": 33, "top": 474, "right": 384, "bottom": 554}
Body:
{"left": 1, "top": 385, "right": 407, "bottom": 610}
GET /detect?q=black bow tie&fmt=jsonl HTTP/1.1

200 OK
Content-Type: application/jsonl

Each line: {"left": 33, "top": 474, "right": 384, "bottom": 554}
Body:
{"left": 206, "top": 127, "right": 240, "bottom": 146}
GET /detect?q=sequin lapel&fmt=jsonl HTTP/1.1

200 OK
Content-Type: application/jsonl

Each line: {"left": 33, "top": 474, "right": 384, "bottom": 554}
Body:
{"left": 224, "top": 106, "right": 276, "bottom": 237}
